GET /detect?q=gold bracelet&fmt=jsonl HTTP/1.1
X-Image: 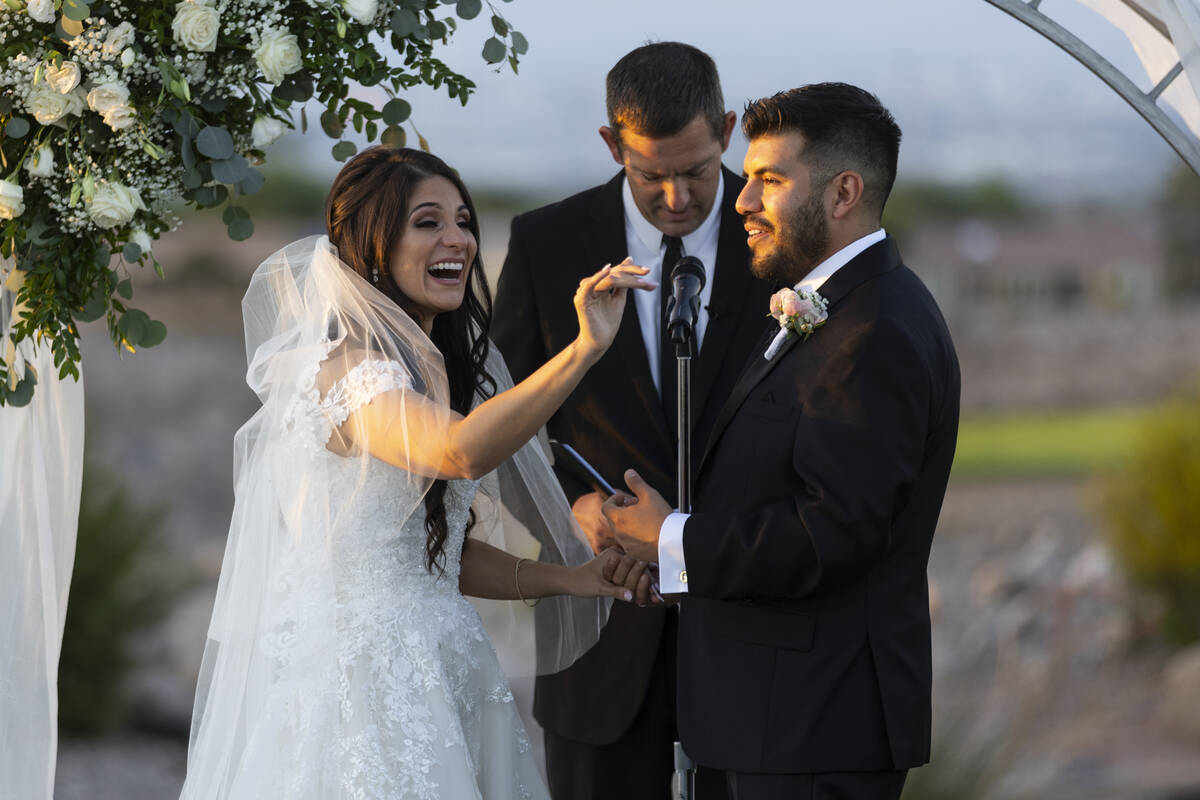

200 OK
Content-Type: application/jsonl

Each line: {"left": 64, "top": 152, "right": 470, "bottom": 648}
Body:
{"left": 514, "top": 557, "right": 539, "bottom": 608}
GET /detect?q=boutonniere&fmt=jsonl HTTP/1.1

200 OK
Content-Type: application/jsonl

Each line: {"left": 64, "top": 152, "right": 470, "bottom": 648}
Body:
{"left": 764, "top": 287, "right": 829, "bottom": 360}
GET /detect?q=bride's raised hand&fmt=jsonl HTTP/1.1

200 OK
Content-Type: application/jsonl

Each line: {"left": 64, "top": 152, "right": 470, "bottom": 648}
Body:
{"left": 574, "top": 258, "right": 655, "bottom": 360}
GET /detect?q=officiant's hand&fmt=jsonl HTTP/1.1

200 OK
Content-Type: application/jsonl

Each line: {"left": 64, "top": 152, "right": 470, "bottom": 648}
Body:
{"left": 572, "top": 491, "right": 618, "bottom": 554}
{"left": 603, "top": 469, "right": 671, "bottom": 563}
{"left": 574, "top": 258, "right": 654, "bottom": 360}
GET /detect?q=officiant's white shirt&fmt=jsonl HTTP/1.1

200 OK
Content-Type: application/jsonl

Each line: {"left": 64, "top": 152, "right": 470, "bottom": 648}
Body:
{"left": 622, "top": 173, "right": 723, "bottom": 393}
{"left": 657, "top": 227, "right": 886, "bottom": 593}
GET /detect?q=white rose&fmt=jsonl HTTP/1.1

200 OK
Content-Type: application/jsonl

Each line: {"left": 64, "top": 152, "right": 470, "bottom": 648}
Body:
{"left": 254, "top": 28, "right": 302, "bottom": 85}
{"left": 251, "top": 115, "right": 287, "bottom": 148}
{"left": 86, "top": 182, "right": 145, "bottom": 228}
{"left": 45, "top": 60, "right": 81, "bottom": 94}
{"left": 27, "top": 82, "right": 81, "bottom": 125}
{"left": 120, "top": 47, "right": 137, "bottom": 68}
{"left": 103, "top": 21, "right": 136, "bottom": 57}
{"left": 26, "top": 143, "right": 54, "bottom": 178}
{"left": 341, "top": 0, "right": 378, "bottom": 24}
{"left": 26, "top": 0, "right": 54, "bottom": 24}
{"left": 130, "top": 228, "right": 153, "bottom": 255}
{"left": 87, "top": 82, "right": 137, "bottom": 130}
{"left": 172, "top": 1, "right": 220, "bottom": 52}
{"left": 0, "top": 181, "right": 25, "bottom": 220}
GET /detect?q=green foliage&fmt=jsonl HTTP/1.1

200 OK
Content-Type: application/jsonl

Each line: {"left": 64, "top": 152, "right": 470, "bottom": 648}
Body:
{"left": 58, "top": 461, "right": 178, "bottom": 735}
{"left": 954, "top": 407, "right": 1143, "bottom": 478}
{"left": 1099, "top": 385, "right": 1200, "bottom": 644}
{"left": 882, "top": 177, "right": 1033, "bottom": 241}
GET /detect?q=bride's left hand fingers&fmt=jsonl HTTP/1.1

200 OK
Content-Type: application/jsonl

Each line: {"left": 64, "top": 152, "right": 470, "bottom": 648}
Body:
{"left": 593, "top": 268, "right": 655, "bottom": 296}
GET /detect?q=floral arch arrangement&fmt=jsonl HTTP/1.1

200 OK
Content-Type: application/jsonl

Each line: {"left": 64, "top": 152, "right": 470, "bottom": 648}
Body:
{"left": 0, "top": 0, "right": 527, "bottom": 406}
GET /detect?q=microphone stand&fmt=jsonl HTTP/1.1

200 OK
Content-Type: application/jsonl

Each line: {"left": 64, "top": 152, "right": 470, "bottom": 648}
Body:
{"left": 669, "top": 316, "right": 696, "bottom": 800}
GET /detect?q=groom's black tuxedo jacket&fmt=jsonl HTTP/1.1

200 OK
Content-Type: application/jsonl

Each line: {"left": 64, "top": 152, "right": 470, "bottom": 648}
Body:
{"left": 494, "top": 167, "right": 772, "bottom": 744}
{"left": 677, "top": 237, "right": 960, "bottom": 773}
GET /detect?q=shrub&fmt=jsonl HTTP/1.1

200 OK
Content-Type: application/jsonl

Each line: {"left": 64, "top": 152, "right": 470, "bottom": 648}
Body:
{"left": 1099, "top": 386, "right": 1200, "bottom": 644}
{"left": 57, "top": 461, "right": 178, "bottom": 735}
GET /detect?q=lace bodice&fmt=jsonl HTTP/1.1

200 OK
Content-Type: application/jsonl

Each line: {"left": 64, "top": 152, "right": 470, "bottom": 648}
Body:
{"left": 222, "top": 355, "right": 540, "bottom": 799}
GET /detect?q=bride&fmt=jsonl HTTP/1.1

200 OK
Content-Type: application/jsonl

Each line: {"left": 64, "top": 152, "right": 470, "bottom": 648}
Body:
{"left": 179, "top": 145, "right": 657, "bottom": 799}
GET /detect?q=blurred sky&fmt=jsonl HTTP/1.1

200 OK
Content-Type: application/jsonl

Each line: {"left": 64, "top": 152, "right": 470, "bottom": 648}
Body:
{"left": 277, "top": 0, "right": 1191, "bottom": 203}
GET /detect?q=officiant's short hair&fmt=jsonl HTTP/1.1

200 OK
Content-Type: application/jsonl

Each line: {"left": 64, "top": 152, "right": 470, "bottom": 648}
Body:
{"left": 606, "top": 42, "right": 726, "bottom": 144}
{"left": 742, "top": 83, "right": 902, "bottom": 217}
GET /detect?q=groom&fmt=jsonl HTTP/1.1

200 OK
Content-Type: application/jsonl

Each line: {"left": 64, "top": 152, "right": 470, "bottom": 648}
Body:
{"left": 605, "top": 83, "right": 961, "bottom": 799}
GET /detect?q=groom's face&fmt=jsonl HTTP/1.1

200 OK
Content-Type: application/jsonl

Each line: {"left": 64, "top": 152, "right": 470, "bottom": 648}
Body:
{"left": 737, "top": 132, "right": 831, "bottom": 284}
{"left": 601, "top": 113, "right": 734, "bottom": 238}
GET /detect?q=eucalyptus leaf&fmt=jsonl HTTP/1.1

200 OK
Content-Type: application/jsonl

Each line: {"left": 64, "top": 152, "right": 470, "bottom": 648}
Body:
{"left": 238, "top": 168, "right": 265, "bottom": 195}
{"left": 482, "top": 37, "right": 506, "bottom": 64}
{"left": 140, "top": 320, "right": 167, "bottom": 348}
{"left": 320, "top": 108, "right": 344, "bottom": 138}
{"left": 211, "top": 153, "right": 249, "bottom": 184}
{"left": 491, "top": 15, "right": 507, "bottom": 36}
{"left": 182, "top": 167, "right": 203, "bottom": 190}
{"left": 62, "top": 0, "right": 90, "bottom": 21}
{"left": 121, "top": 243, "right": 140, "bottom": 264}
{"left": 73, "top": 294, "right": 106, "bottom": 323}
{"left": 222, "top": 205, "right": 249, "bottom": 224}
{"left": 195, "top": 126, "right": 234, "bottom": 159}
{"left": 456, "top": 0, "right": 482, "bottom": 19}
{"left": 199, "top": 95, "right": 227, "bottom": 113}
{"left": 116, "top": 276, "right": 133, "bottom": 297}
{"left": 382, "top": 97, "right": 411, "bottom": 125}
{"left": 427, "top": 19, "right": 446, "bottom": 39}
{"left": 511, "top": 31, "right": 528, "bottom": 54}
{"left": 331, "top": 141, "right": 357, "bottom": 162}
{"left": 56, "top": 15, "right": 84, "bottom": 40}
{"left": 380, "top": 125, "right": 406, "bottom": 147}
{"left": 118, "top": 309, "right": 149, "bottom": 346}
{"left": 8, "top": 373, "right": 35, "bottom": 407}
{"left": 5, "top": 117, "right": 30, "bottom": 139}
{"left": 180, "top": 139, "right": 196, "bottom": 170}
{"left": 227, "top": 217, "right": 254, "bottom": 241}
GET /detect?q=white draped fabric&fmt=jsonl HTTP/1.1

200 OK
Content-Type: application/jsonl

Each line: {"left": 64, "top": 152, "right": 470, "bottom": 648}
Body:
{"left": 0, "top": 275, "right": 85, "bottom": 800}
{"left": 1077, "top": 0, "right": 1200, "bottom": 137}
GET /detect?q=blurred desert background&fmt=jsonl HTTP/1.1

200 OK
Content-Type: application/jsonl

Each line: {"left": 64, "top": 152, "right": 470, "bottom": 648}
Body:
{"left": 49, "top": 1, "right": 1200, "bottom": 798}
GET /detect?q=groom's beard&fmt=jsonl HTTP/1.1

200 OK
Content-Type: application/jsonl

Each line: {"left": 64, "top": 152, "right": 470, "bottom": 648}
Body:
{"left": 749, "top": 192, "right": 830, "bottom": 286}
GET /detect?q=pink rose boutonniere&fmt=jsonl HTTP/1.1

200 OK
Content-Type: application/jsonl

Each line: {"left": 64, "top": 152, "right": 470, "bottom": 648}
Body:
{"left": 764, "top": 287, "right": 829, "bottom": 359}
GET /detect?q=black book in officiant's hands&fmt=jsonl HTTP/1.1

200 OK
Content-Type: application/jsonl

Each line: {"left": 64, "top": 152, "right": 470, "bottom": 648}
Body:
{"left": 549, "top": 440, "right": 617, "bottom": 498}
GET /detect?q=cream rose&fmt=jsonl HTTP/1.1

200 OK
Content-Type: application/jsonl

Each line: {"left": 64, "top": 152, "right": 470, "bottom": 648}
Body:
{"left": 27, "top": 82, "right": 83, "bottom": 124}
{"left": 341, "top": 0, "right": 378, "bottom": 24}
{"left": 254, "top": 28, "right": 302, "bottom": 85}
{"left": 26, "top": 0, "right": 54, "bottom": 24}
{"left": 103, "top": 21, "right": 136, "bottom": 56}
{"left": 26, "top": 143, "right": 54, "bottom": 178}
{"left": 87, "top": 82, "right": 137, "bottom": 131}
{"left": 120, "top": 47, "right": 137, "bottom": 69}
{"left": 0, "top": 181, "right": 25, "bottom": 220}
{"left": 45, "top": 60, "right": 82, "bottom": 94}
{"left": 172, "top": 1, "right": 221, "bottom": 52}
{"left": 130, "top": 228, "right": 153, "bottom": 256}
{"left": 251, "top": 115, "right": 287, "bottom": 148}
{"left": 87, "top": 182, "right": 145, "bottom": 229}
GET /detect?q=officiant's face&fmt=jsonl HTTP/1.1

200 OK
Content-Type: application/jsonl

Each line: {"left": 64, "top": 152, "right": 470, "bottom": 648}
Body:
{"left": 602, "top": 113, "right": 734, "bottom": 238}
{"left": 737, "top": 132, "right": 830, "bottom": 284}
{"left": 389, "top": 176, "right": 478, "bottom": 326}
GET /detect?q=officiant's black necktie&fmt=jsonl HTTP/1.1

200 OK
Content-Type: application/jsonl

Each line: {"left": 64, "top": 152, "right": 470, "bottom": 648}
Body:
{"left": 659, "top": 235, "right": 684, "bottom": 439}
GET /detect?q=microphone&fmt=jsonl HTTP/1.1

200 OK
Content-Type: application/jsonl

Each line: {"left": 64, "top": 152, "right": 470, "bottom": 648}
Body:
{"left": 665, "top": 255, "right": 706, "bottom": 344}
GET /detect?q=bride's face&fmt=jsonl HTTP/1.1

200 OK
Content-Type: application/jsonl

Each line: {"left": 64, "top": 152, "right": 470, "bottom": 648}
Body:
{"left": 388, "top": 176, "right": 478, "bottom": 330}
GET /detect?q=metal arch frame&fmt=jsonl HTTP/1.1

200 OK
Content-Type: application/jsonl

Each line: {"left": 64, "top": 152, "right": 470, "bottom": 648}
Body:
{"left": 982, "top": 0, "right": 1200, "bottom": 176}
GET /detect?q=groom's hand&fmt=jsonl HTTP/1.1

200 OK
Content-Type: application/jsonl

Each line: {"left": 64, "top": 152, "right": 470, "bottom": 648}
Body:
{"left": 603, "top": 469, "right": 671, "bottom": 563}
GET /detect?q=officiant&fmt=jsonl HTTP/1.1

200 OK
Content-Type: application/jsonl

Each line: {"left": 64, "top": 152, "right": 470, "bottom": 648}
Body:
{"left": 493, "top": 41, "right": 772, "bottom": 800}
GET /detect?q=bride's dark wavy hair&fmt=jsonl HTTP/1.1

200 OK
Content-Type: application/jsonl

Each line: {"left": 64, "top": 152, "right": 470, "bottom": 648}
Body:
{"left": 325, "top": 145, "right": 496, "bottom": 575}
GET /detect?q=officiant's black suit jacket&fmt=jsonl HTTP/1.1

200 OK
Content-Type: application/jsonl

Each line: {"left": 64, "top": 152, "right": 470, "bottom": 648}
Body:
{"left": 493, "top": 167, "right": 772, "bottom": 745}
{"left": 677, "top": 237, "right": 960, "bottom": 773}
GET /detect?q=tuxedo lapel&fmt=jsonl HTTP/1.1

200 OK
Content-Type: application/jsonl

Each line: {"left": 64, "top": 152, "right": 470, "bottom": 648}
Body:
{"left": 691, "top": 167, "right": 751, "bottom": 426}
{"left": 698, "top": 237, "right": 903, "bottom": 474}
{"left": 586, "top": 172, "right": 675, "bottom": 452}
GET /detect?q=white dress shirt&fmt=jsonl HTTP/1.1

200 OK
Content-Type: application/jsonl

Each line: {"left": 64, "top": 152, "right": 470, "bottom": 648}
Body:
{"left": 656, "top": 227, "right": 887, "bottom": 594}
{"left": 622, "top": 175, "right": 724, "bottom": 395}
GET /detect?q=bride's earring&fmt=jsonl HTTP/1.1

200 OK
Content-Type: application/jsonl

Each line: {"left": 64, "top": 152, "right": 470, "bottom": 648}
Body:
{"left": 371, "top": 265, "right": 380, "bottom": 284}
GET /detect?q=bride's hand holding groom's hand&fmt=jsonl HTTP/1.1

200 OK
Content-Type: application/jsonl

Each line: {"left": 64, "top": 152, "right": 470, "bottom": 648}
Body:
{"left": 572, "top": 549, "right": 658, "bottom": 605}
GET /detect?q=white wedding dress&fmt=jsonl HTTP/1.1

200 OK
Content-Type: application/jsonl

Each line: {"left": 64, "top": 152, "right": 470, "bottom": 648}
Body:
{"left": 181, "top": 237, "right": 604, "bottom": 800}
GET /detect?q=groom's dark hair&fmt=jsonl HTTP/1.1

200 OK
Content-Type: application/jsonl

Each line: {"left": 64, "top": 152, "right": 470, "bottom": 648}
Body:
{"left": 742, "top": 83, "right": 902, "bottom": 218}
{"left": 606, "top": 42, "right": 726, "bottom": 144}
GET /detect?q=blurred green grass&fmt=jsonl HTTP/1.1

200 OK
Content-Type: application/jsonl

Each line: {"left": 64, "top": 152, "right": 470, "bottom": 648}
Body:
{"left": 953, "top": 407, "right": 1145, "bottom": 478}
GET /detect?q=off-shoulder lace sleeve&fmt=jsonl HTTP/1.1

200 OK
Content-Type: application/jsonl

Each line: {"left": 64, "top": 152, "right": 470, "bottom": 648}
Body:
{"left": 283, "top": 357, "right": 414, "bottom": 449}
